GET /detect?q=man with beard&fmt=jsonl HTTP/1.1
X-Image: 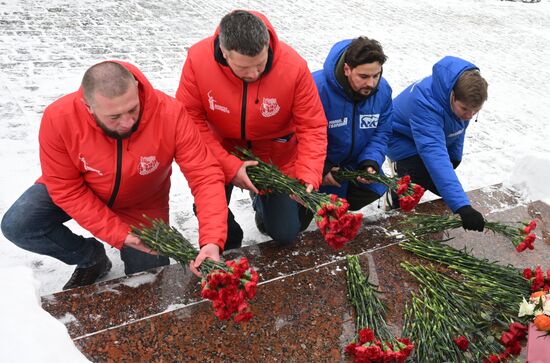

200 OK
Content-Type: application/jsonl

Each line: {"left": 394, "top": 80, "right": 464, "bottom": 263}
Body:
{"left": 1, "top": 61, "right": 228, "bottom": 289}
{"left": 387, "top": 56, "right": 488, "bottom": 231}
{"left": 312, "top": 37, "right": 393, "bottom": 211}
{"left": 176, "top": 10, "right": 326, "bottom": 248}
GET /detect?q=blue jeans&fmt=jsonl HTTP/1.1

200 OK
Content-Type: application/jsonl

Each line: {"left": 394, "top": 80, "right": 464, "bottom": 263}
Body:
{"left": 253, "top": 192, "right": 304, "bottom": 245}
{"left": 1, "top": 184, "right": 169, "bottom": 274}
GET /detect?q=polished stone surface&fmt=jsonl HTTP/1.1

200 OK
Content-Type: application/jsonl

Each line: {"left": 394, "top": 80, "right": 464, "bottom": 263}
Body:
{"left": 41, "top": 185, "right": 550, "bottom": 362}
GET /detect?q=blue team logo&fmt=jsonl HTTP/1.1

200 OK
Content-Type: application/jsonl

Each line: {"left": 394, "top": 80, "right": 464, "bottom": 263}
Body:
{"left": 359, "top": 114, "right": 380, "bottom": 129}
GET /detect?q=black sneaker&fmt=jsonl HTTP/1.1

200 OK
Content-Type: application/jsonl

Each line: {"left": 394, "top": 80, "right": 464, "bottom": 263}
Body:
{"left": 63, "top": 254, "right": 112, "bottom": 290}
{"left": 255, "top": 212, "right": 268, "bottom": 235}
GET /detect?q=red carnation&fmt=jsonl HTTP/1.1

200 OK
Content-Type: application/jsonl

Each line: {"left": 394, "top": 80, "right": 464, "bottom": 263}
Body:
{"left": 453, "top": 336, "right": 469, "bottom": 351}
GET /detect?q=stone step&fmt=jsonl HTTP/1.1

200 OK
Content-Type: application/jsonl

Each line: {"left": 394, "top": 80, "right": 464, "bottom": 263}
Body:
{"left": 41, "top": 185, "right": 550, "bottom": 362}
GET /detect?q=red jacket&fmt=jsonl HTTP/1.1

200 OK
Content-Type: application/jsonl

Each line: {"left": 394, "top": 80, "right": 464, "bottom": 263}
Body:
{"left": 37, "top": 61, "right": 227, "bottom": 250}
{"left": 176, "top": 11, "right": 327, "bottom": 188}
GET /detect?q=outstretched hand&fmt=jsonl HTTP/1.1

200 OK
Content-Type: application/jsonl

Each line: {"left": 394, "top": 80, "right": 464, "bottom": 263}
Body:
{"left": 189, "top": 243, "right": 221, "bottom": 277}
{"left": 231, "top": 161, "right": 259, "bottom": 193}
{"left": 123, "top": 234, "right": 159, "bottom": 255}
{"left": 457, "top": 205, "right": 485, "bottom": 232}
{"left": 290, "top": 183, "right": 314, "bottom": 205}
{"left": 322, "top": 167, "right": 341, "bottom": 187}
{"left": 357, "top": 166, "right": 376, "bottom": 184}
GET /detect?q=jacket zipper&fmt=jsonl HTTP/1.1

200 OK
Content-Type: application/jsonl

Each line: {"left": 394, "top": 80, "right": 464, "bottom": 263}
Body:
{"left": 241, "top": 82, "right": 248, "bottom": 140}
{"left": 107, "top": 139, "right": 123, "bottom": 208}
{"left": 344, "top": 102, "right": 357, "bottom": 163}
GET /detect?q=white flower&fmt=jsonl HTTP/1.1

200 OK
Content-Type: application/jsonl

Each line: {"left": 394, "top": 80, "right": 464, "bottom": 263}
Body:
{"left": 544, "top": 299, "right": 550, "bottom": 316}
{"left": 518, "top": 297, "right": 535, "bottom": 317}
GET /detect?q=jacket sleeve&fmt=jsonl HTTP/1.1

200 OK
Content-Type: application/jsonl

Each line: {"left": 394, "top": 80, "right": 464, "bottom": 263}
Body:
{"left": 358, "top": 90, "right": 393, "bottom": 170}
{"left": 409, "top": 100, "right": 470, "bottom": 212}
{"left": 447, "top": 134, "right": 465, "bottom": 164}
{"left": 176, "top": 55, "right": 242, "bottom": 184}
{"left": 173, "top": 107, "right": 228, "bottom": 250}
{"left": 39, "top": 112, "right": 129, "bottom": 249}
{"left": 291, "top": 65, "right": 328, "bottom": 189}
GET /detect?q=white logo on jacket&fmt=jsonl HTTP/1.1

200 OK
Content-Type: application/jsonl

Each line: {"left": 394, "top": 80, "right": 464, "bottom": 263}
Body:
{"left": 79, "top": 154, "right": 103, "bottom": 176}
{"left": 207, "top": 90, "right": 230, "bottom": 113}
{"left": 328, "top": 117, "right": 348, "bottom": 128}
{"left": 139, "top": 156, "right": 160, "bottom": 176}
{"left": 359, "top": 114, "right": 380, "bottom": 129}
{"left": 261, "top": 98, "right": 280, "bottom": 117}
{"left": 447, "top": 129, "right": 464, "bottom": 138}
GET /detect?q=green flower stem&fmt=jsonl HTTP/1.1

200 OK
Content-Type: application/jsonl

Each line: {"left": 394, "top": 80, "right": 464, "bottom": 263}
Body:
{"left": 233, "top": 147, "right": 332, "bottom": 213}
{"left": 346, "top": 255, "right": 394, "bottom": 342}
{"left": 401, "top": 262, "right": 508, "bottom": 362}
{"left": 333, "top": 169, "right": 398, "bottom": 188}
{"left": 131, "top": 217, "right": 228, "bottom": 273}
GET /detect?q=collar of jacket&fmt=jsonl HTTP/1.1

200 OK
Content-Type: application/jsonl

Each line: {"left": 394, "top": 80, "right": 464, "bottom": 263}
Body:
{"left": 334, "top": 50, "right": 379, "bottom": 103}
{"left": 213, "top": 35, "right": 274, "bottom": 77}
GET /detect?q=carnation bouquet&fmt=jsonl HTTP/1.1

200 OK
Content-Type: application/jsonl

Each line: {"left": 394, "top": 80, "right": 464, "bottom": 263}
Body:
{"left": 400, "top": 213, "right": 538, "bottom": 252}
{"left": 345, "top": 255, "right": 414, "bottom": 362}
{"left": 131, "top": 217, "right": 258, "bottom": 323}
{"left": 234, "top": 148, "right": 362, "bottom": 249}
{"left": 332, "top": 170, "right": 425, "bottom": 212}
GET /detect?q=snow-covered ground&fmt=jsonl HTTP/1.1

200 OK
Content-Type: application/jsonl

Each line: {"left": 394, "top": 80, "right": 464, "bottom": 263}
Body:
{"left": 0, "top": 0, "right": 549, "bottom": 361}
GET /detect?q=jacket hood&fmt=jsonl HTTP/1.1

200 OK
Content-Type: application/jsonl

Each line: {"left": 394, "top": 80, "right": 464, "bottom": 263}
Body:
{"left": 323, "top": 39, "right": 351, "bottom": 95}
{"left": 431, "top": 56, "right": 478, "bottom": 116}
{"left": 76, "top": 60, "right": 158, "bottom": 134}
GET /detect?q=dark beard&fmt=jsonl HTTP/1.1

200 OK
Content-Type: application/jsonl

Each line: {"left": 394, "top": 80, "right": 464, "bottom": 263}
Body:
{"left": 94, "top": 114, "right": 139, "bottom": 139}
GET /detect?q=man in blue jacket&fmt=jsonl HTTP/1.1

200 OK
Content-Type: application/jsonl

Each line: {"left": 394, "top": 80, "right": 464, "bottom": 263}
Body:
{"left": 387, "top": 56, "right": 488, "bottom": 231}
{"left": 312, "top": 37, "right": 393, "bottom": 211}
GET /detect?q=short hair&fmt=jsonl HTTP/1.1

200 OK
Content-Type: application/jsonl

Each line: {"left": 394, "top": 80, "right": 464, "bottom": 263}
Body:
{"left": 218, "top": 10, "right": 269, "bottom": 56}
{"left": 344, "top": 37, "right": 387, "bottom": 69}
{"left": 453, "top": 69, "right": 488, "bottom": 108}
{"left": 81, "top": 61, "right": 136, "bottom": 104}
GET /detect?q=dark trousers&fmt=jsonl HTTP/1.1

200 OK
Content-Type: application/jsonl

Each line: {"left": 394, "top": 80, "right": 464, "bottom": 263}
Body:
{"left": 193, "top": 185, "right": 243, "bottom": 251}
{"left": 212, "top": 185, "right": 314, "bottom": 249}
{"left": 1, "top": 183, "right": 169, "bottom": 274}
{"left": 346, "top": 183, "right": 383, "bottom": 211}
{"left": 252, "top": 192, "right": 312, "bottom": 245}
{"left": 394, "top": 155, "right": 441, "bottom": 196}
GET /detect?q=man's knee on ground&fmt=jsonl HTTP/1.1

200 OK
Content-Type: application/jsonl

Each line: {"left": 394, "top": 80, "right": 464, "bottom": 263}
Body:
{"left": 1, "top": 204, "right": 26, "bottom": 244}
{"left": 267, "top": 223, "right": 301, "bottom": 245}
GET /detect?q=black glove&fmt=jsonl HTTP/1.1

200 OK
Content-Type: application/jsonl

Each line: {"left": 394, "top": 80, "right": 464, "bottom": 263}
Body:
{"left": 456, "top": 205, "right": 485, "bottom": 232}
{"left": 358, "top": 159, "right": 380, "bottom": 173}
{"left": 451, "top": 159, "right": 461, "bottom": 169}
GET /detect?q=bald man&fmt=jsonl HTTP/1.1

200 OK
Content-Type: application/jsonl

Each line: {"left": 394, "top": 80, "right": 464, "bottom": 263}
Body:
{"left": 1, "top": 61, "right": 228, "bottom": 290}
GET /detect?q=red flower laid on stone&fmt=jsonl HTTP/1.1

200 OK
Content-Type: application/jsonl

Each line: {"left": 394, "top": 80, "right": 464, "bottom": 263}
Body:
{"left": 402, "top": 214, "right": 540, "bottom": 253}
{"left": 345, "top": 328, "right": 414, "bottom": 363}
{"left": 523, "top": 265, "right": 550, "bottom": 292}
{"left": 453, "top": 335, "right": 469, "bottom": 351}
{"left": 483, "top": 322, "right": 528, "bottom": 362}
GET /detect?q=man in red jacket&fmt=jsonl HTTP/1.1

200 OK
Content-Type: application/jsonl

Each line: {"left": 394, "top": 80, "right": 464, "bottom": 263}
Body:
{"left": 176, "top": 10, "right": 327, "bottom": 248}
{"left": 1, "top": 61, "right": 228, "bottom": 290}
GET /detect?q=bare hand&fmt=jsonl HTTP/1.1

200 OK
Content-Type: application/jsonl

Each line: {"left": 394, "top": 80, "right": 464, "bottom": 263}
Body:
{"left": 290, "top": 183, "right": 314, "bottom": 205}
{"left": 231, "top": 161, "right": 259, "bottom": 193}
{"left": 189, "top": 243, "right": 221, "bottom": 277}
{"left": 322, "top": 167, "right": 341, "bottom": 187}
{"left": 123, "top": 234, "right": 159, "bottom": 255}
{"left": 357, "top": 166, "right": 376, "bottom": 184}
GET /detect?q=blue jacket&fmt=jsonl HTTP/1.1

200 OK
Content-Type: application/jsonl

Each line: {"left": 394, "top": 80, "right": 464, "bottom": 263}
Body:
{"left": 312, "top": 39, "right": 393, "bottom": 198}
{"left": 387, "top": 56, "right": 479, "bottom": 212}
